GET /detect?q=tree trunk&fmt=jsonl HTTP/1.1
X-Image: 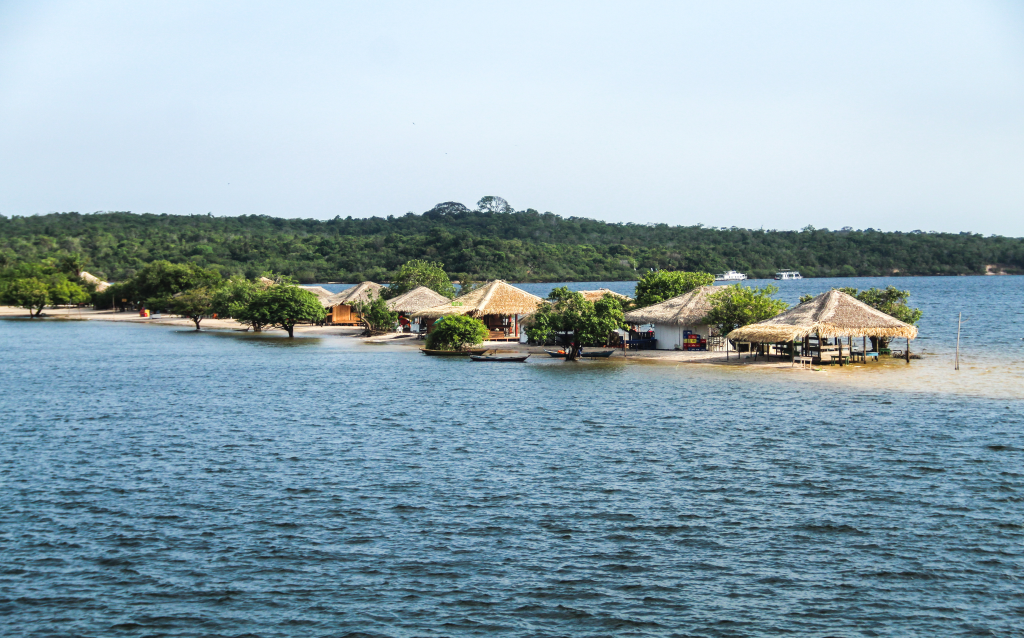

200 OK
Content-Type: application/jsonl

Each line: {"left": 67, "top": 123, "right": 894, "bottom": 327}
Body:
{"left": 192, "top": 316, "right": 202, "bottom": 330}
{"left": 253, "top": 325, "right": 262, "bottom": 333}
{"left": 34, "top": 305, "right": 45, "bottom": 317}
{"left": 567, "top": 342, "right": 582, "bottom": 361}
{"left": 285, "top": 324, "right": 295, "bottom": 338}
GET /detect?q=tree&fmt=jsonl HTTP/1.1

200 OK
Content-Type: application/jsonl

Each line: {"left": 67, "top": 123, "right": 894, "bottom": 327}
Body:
{"left": 212, "top": 277, "right": 262, "bottom": 318}
{"left": 389, "top": 259, "right": 456, "bottom": 299}
{"left": 116, "top": 260, "right": 222, "bottom": 310}
{"left": 351, "top": 291, "right": 399, "bottom": 333}
{"left": 477, "top": 196, "right": 514, "bottom": 214}
{"left": 2, "top": 277, "right": 49, "bottom": 317}
{"left": 704, "top": 285, "right": 788, "bottom": 340}
{"left": 425, "top": 315, "right": 489, "bottom": 351}
{"left": 634, "top": 270, "right": 715, "bottom": 308}
{"left": 526, "top": 287, "right": 625, "bottom": 360}
{"left": 247, "top": 285, "right": 327, "bottom": 337}
{"left": 169, "top": 287, "right": 216, "bottom": 330}
{"left": 47, "top": 275, "right": 89, "bottom": 307}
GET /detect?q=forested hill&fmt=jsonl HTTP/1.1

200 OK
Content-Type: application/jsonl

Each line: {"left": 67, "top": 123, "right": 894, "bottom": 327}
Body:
{"left": 1, "top": 201, "right": 1022, "bottom": 283}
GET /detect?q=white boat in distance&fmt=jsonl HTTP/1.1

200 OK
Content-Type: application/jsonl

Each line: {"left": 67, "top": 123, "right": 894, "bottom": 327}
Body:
{"left": 715, "top": 270, "right": 748, "bottom": 281}
{"left": 774, "top": 270, "right": 803, "bottom": 280}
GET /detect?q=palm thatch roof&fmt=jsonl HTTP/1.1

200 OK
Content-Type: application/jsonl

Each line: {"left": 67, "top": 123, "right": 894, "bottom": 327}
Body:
{"left": 387, "top": 286, "right": 450, "bottom": 314}
{"left": 79, "top": 271, "right": 110, "bottom": 292}
{"left": 324, "top": 281, "right": 384, "bottom": 308}
{"left": 727, "top": 289, "right": 918, "bottom": 342}
{"left": 412, "top": 280, "right": 544, "bottom": 319}
{"left": 300, "top": 285, "right": 336, "bottom": 308}
{"left": 623, "top": 285, "right": 720, "bottom": 326}
{"left": 579, "top": 288, "right": 633, "bottom": 303}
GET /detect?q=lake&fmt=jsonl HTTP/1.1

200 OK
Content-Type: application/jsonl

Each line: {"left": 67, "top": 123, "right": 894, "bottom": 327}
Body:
{"left": 2, "top": 276, "right": 1023, "bottom": 636}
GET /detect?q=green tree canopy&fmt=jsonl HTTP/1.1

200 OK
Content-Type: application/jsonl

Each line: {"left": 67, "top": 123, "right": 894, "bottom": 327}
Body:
{"left": 351, "top": 292, "right": 399, "bottom": 332}
{"left": 46, "top": 274, "right": 89, "bottom": 307}
{"left": 634, "top": 270, "right": 715, "bottom": 308}
{"left": 1, "top": 277, "right": 50, "bottom": 317}
{"left": 425, "top": 315, "right": 489, "bottom": 351}
{"left": 704, "top": 285, "right": 788, "bottom": 339}
{"left": 245, "top": 284, "right": 326, "bottom": 337}
{"left": 388, "top": 259, "right": 456, "bottom": 299}
{"left": 111, "top": 260, "right": 222, "bottom": 310}
{"left": 169, "top": 287, "right": 216, "bottom": 330}
{"left": 526, "top": 287, "right": 625, "bottom": 360}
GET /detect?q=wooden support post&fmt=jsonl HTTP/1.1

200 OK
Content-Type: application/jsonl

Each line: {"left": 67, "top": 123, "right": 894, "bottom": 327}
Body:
{"left": 955, "top": 312, "right": 961, "bottom": 371}
{"left": 906, "top": 337, "right": 910, "bottom": 363}
{"left": 838, "top": 337, "right": 843, "bottom": 366}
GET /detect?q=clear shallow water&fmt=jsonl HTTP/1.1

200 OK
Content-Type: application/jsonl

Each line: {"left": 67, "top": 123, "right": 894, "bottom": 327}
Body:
{"left": 2, "top": 289, "right": 1024, "bottom": 636}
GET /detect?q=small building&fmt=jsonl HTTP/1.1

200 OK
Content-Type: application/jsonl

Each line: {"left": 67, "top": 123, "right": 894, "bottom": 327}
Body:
{"left": 622, "top": 285, "right": 719, "bottom": 350}
{"left": 412, "top": 280, "right": 545, "bottom": 341}
{"left": 386, "top": 286, "right": 450, "bottom": 331}
{"left": 323, "top": 281, "right": 385, "bottom": 325}
{"left": 727, "top": 289, "right": 918, "bottom": 364}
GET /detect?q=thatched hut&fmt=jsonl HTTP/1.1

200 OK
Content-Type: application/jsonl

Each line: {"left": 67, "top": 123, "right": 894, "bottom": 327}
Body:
{"left": 324, "top": 281, "right": 384, "bottom": 325}
{"left": 300, "top": 285, "right": 335, "bottom": 304}
{"left": 412, "top": 280, "right": 545, "bottom": 340}
{"left": 79, "top": 271, "right": 110, "bottom": 293}
{"left": 386, "top": 286, "right": 449, "bottom": 315}
{"left": 579, "top": 288, "right": 632, "bottom": 303}
{"left": 727, "top": 289, "right": 918, "bottom": 363}
{"left": 622, "top": 285, "right": 719, "bottom": 350}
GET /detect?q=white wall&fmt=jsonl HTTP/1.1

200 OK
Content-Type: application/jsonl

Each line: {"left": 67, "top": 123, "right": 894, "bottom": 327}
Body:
{"left": 652, "top": 323, "right": 710, "bottom": 350}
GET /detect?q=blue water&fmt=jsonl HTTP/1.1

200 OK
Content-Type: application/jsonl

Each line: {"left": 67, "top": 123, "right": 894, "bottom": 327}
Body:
{"left": 2, "top": 277, "right": 1024, "bottom": 636}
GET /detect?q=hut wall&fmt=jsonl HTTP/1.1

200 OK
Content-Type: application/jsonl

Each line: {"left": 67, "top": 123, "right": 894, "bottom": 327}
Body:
{"left": 652, "top": 323, "right": 710, "bottom": 350}
{"left": 331, "top": 304, "right": 362, "bottom": 325}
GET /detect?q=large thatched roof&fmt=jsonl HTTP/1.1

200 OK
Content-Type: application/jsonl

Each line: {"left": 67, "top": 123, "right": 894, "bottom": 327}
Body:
{"left": 325, "top": 281, "right": 384, "bottom": 308}
{"left": 387, "top": 286, "right": 450, "bottom": 314}
{"left": 412, "top": 280, "right": 544, "bottom": 319}
{"left": 623, "top": 285, "right": 720, "bottom": 326}
{"left": 579, "top": 288, "right": 633, "bottom": 303}
{"left": 727, "top": 289, "right": 918, "bottom": 342}
{"left": 299, "top": 285, "right": 336, "bottom": 308}
{"left": 79, "top": 271, "right": 110, "bottom": 292}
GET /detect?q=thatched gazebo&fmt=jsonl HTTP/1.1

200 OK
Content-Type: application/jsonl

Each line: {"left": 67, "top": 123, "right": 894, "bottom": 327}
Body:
{"left": 412, "top": 280, "right": 545, "bottom": 341}
{"left": 386, "top": 286, "right": 450, "bottom": 332}
{"left": 324, "top": 281, "right": 384, "bottom": 325}
{"left": 622, "top": 285, "right": 719, "bottom": 350}
{"left": 727, "top": 289, "right": 918, "bottom": 364}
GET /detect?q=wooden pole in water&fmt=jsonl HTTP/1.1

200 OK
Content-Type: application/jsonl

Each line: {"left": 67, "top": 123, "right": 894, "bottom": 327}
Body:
{"left": 955, "top": 312, "right": 961, "bottom": 370}
{"left": 906, "top": 337, "right": 910, "bottom": 363}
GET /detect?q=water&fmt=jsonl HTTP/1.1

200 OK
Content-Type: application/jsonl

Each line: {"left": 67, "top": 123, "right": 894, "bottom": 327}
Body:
{"left": 2, "top": 278, "right": 1023, "bottom": 636}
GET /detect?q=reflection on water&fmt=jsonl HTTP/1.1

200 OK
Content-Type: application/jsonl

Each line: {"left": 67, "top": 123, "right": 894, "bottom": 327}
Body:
{"left": 1, "top": 300, "right": 1023, "bottom": 636}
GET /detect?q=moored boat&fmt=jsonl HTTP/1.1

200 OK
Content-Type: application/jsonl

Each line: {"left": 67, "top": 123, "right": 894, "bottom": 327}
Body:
{"left": 714, "top": 270, "right": 747, "bottom": 281}
{"left": 470, "top": 354, "right": 530, "bottom": 362}
{"left": 774, "top": 270, "right": 802, "bottom": 280}
{"left": 420, "top": 349, "right": 470, "bottom": 356}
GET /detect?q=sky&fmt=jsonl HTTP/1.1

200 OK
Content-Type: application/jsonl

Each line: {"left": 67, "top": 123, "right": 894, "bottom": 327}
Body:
{"left": 1, "top": 1, "right": 1022, "bottom": 235}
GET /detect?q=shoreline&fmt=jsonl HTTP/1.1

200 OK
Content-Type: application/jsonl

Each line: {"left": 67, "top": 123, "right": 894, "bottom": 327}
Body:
{"left": 5, "top": 305, "right": 1022, "bottom": 402}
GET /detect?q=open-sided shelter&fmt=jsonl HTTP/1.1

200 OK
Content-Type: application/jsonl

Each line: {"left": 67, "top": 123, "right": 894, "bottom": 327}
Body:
{"left": 324, "top": 281, "right": 385, "bottom": 325}
{"left": 622, "top": 285, "right": 719, "bottom": 350}
{"left": 727, "top": 289, "right": 917, "bottom": 363}
{"left": 412, "top": 280, "right": 545, "bottom": 340}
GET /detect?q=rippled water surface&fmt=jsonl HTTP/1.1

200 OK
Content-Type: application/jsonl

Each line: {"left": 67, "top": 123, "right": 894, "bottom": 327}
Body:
{"left": 2, "top": 277, "right": 1024, "bottom": 636}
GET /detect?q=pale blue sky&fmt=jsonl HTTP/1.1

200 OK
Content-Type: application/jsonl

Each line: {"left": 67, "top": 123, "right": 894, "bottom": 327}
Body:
{"left": 1, "top": 1, "right": 1022, "bottom": 235}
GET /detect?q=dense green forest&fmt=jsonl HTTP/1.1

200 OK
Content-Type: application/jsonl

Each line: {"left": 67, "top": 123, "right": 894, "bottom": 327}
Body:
{"left": 1, "top": 199, "right": 1021, "bottom": 283}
